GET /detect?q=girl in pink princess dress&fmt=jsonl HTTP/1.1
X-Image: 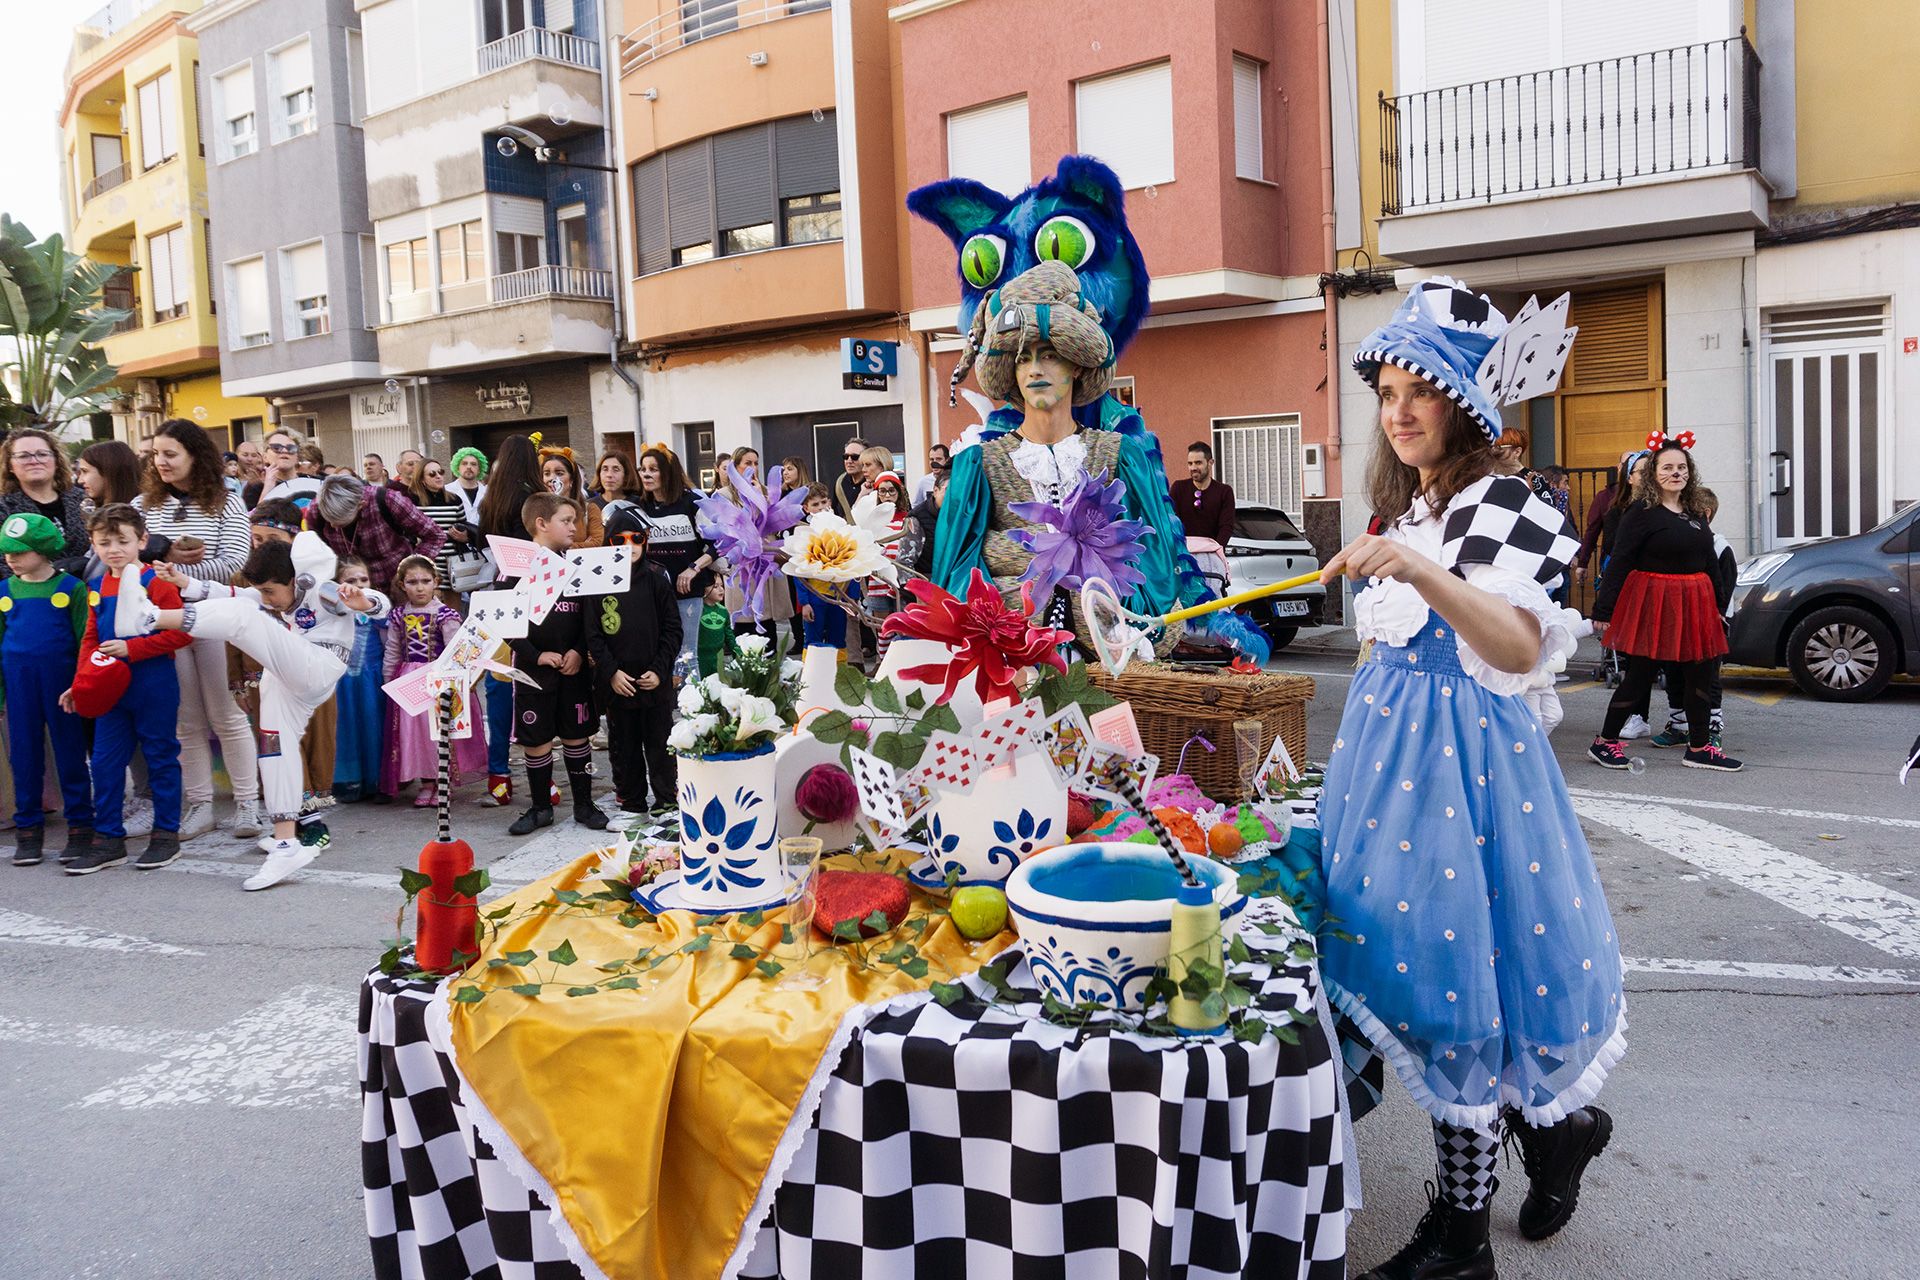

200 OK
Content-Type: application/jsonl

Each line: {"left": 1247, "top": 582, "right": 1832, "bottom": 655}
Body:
{"left": 382, "top": 555, "right": 486, "bottom": 805}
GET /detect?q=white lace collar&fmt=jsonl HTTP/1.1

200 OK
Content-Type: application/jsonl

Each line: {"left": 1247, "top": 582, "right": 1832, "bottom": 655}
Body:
{"left": 1007, "top": 431, "right": 1090, "bottom": 505}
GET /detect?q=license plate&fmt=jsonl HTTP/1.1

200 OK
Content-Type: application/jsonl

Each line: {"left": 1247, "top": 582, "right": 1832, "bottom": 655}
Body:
{"left": 1272, "top": 599, "right": 1309, "bottom": 618}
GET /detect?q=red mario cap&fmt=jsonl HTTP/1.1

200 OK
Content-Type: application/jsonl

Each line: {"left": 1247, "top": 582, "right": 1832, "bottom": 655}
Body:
{"left": 71, "top": 649, "right": 132, "bottom": 718}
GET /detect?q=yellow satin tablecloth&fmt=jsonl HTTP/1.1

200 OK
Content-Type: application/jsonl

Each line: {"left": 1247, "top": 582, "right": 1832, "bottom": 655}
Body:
{"left": 447, "top": 851, "right": 1013, "bottom": 1280}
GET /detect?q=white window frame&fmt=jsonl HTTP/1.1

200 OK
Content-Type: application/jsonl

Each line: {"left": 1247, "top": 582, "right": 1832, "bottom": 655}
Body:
{"left": 225, "top": 254, "right": 271, "bottom": 348}
{"left": 1073, "top": 60, "right": 1176, "bottom": 191}
{"left": 281, "top": 240, "right": 330, "bottom": 339}
{"left": 268, "top": 36, "right": 316, "bottom": 143}
{"left": 136, "top": 69, "right": 180, "bottom": 170}
{"left": 1232, "top": 55, "right": 1266, "bottom": 181}
{"left": 946, "top": 96, "right": 1030, "bottom": 197}
{"left": 147, "top": 225, "right": 190, "bottom": 322}
{"left": 213, "top": 59, "right": 256, "bottom": 163}
{"left": 383, "top": 235, "right": 434, "bottom": 322}
{"left": 554, "top": 203, "right": 589, "bottom": 269}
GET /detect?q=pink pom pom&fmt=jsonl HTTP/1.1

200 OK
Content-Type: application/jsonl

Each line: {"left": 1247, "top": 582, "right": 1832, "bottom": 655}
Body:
{"left": 796, "top": 763, "right": 859, "bottom": 824}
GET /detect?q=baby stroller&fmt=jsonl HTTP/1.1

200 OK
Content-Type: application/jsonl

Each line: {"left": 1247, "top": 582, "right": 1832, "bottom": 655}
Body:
{"left": 1169, "top": 537, "right": 1249, "bottom": 668}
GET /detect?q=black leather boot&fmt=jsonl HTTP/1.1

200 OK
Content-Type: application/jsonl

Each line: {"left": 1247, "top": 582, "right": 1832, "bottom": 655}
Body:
{"left": 1504, "top": 1106, "right": 1612, "bottom": 1240}
{"left": 59, "top": 826, "right": 94, "bottom": 866}
{"left": 12, "top": 826, "right": 45, "bottom": 867}
{"left": 1359, "top": 1182, "right": 1496, "bottom": 1280}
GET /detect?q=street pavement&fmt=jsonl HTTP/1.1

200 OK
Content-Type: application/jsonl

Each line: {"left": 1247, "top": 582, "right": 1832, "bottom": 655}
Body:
{"left": 3, "top": 645, "right": 1918, "bottom": 1279}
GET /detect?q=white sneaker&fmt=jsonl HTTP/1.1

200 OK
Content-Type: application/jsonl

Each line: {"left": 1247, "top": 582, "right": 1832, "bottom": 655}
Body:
{"left": 244, "top": 838, "right": 317, "bottom": 890}
{"left": 179, "top": 801, "right": 215, "bottom": 839}
{"left": 123, "top": 797, "right": 155, "bottom": 838}
{"left": 113, "top": 563, "right": 154, "bottom": 638}
{"left": 1619, "top": 714, "right": 1653, "bottom": 740}
{"left": 230, "top": 799, "right": 266, "bottom": 838}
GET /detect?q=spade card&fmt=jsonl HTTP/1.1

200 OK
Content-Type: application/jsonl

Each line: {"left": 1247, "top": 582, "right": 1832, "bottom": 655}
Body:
{"left": 1495, "top": 294, "right": 1576, "bottom": 404}
{"left": 469, "top": 588, "right": 531, "bottom": 639}
{"left": 521, "top": 550, "right": 568, "bottom": 623}
{"left": 849, "top": 746, "right": 909, "bottom": 829}
{"left": 486, "top": 535, "right": 541, "bottom": 579}
{"left": 563, "top": 547, "right": 631, "bottom": 597}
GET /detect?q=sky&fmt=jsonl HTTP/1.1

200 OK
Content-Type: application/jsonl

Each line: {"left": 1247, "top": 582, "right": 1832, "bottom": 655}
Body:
{"left": 2, "top": 2, "right": 102, "bottom": 240}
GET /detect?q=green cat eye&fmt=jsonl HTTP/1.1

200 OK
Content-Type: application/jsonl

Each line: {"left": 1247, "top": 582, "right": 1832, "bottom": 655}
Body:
{"left": 1033, "top": 216, "right": 1095, "bottom": 269}
{"left": 960, "top": 234, "right": 1006, "bottom": 288}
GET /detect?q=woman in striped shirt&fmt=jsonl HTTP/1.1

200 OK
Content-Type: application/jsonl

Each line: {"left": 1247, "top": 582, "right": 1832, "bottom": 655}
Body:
{"left": 409, "top": 459, "right": 470, "bottom": 598}
{"left": 138, "top": 419, "right": 262, "bottom": 839}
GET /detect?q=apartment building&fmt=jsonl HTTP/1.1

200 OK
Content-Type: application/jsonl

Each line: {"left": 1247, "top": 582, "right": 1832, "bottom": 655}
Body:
{"left": 613, "top": 0, "right": 906, "bottom": 489}
{"left": 894, "top": 0, "right": 1340, "bottom": 555}
{"left": 58, "top": 0, "right": 273, "bottom": 447}
{"left": 1336, "top": 0, "right": 1790, "bottom": 558}
{"left": 184, "top": 0, "right": 385, "bottom": 464}
{"left": 356, "top": 0, "right": 626, "bottom": 459}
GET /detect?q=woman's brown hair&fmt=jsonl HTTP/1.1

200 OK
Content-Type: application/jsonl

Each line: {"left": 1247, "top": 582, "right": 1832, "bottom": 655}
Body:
{"left": 478, "top": 435, "right": 540, "bottom": 535}
{"left": 594, "top": 450, "right": 636, "bottom": 501}
{"left": 1629, "top": 443, "right": 1712, "bottom": 520}
{"left": 779, "top": 455, "right": 812, "bottom": 490}
{"left": 1366, "top": 397, "right": 1499, "bottom": 526}
{"left": 140, "top": 418, "right": 230, "bottom": 515}
{"left": 637, "top": 443, "right": 688, "bottom": 505}
{"left": 79, "top": 440, "right": 142, "bottom": 506}
{"left": 1, "top": 427, "right": 74, "bottom": 496}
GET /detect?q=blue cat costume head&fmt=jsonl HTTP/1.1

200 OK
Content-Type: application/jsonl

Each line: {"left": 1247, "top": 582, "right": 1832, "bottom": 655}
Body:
{"left": 907, "top": 155, "right": 1150, "bottom": 357}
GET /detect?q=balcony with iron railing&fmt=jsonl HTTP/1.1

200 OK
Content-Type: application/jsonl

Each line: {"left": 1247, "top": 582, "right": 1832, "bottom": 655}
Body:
{"left": 618, "top": 0, "right": 829, "bottom": 74}
{"left": 477, "top": 24, "right": 601, "bottom": 75}
{"left": 1376, "top": 32, "right": 1769, "bottom": 264}
{"left": 377, "top": 265, "right": 615, "bottom": 372}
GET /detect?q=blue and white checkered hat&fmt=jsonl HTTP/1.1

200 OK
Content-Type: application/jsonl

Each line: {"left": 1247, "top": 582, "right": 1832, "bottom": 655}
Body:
{"left": 1352, "top": 277, "right": 1508, "bottom": 442}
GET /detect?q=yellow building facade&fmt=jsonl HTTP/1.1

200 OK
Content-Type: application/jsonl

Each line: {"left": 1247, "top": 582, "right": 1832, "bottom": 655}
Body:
{"left": 57, "top": 0, "right": 271, "bottom": 449}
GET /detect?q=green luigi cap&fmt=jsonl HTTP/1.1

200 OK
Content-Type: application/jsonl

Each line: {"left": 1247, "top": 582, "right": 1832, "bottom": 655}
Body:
{"left": 0, "top": 513, "right": 66, "bottom": 556}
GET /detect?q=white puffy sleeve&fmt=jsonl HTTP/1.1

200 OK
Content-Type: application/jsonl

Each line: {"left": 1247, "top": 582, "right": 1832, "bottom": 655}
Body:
{"left": 1352, "top": 578, "right": 1429, "bottom": 648}
{"left": 1452, "top": 564, "right": 1584, "bottom": 695}
{"left": 1439, "top": 475, "right": 1585, "bottom": 695}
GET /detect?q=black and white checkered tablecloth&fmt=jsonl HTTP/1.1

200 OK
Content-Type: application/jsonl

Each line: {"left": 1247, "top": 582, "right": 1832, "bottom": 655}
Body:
{"left": 360, "top": 906, "right": 1350, "bottom": 1280}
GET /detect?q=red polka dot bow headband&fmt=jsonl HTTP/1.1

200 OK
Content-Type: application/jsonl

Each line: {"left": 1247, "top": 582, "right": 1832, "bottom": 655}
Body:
{"left": 1646, "top": 429, "right": 1696, "bottom": 450}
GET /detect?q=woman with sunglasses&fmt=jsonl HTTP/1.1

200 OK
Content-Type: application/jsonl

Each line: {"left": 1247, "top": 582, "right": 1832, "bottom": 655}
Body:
{"left": 409, "top": 458, "right": 469, "bottom": 599}
{"left": 135, "top": 419, "right": 263, "bottom": 839}
{"left": 0, "top": 428, "right": 90, "bottom": 578}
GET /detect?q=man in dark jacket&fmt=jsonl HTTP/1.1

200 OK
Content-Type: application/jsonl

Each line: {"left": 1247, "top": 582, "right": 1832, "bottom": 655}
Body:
{"left": 588, "top": 506, "right": 683, "bottom": 816}
{"left": 903, "top": 470, "right": 946, "bottom": 580}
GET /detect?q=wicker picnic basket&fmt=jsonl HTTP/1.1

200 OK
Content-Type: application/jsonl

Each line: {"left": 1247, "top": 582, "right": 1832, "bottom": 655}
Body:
{"left": 1088, "top": 665, "right": 1315, "bottom": 804}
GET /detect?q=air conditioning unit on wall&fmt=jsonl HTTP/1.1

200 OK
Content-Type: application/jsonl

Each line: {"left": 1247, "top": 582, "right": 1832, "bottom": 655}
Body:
{"left": 133, "top": 379, "right": 163, "bottom": 413}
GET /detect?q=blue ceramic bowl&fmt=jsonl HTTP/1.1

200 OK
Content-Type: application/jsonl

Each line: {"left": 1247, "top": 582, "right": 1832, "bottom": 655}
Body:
{"left": 1005, "top": 842, "right": 1248, "bottom": 1010}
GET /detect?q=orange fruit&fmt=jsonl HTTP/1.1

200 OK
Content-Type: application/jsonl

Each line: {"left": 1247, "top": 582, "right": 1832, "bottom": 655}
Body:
{"left": 1207, "top": 822, "right": 1245, "bottom": 858}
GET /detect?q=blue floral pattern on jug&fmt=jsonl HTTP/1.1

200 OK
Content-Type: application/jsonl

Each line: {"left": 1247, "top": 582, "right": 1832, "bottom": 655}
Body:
{"left": 1023, "top": 938, "right": 1153, "bottom": 1008}
{"left": 679, "top": 783, "right": 774, "bottom": 893}
{"left": 927, "top": 811, "right": 962, "bottom": 862}
{"left": 987, "top": 810, "right": 1053, "bottom": 870}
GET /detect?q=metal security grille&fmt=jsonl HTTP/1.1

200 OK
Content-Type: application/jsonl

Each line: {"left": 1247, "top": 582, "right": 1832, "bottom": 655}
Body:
{"left": 1213, "top": 415, "right": 1303, "bottom": 518}
{"left": 1762, "top": 305, "right": 1890, "bottom": 544}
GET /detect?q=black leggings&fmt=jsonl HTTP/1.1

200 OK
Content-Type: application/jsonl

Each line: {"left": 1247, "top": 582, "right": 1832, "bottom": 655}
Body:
{"left": 1604, "top": 656, "right": 1714, "bottom": 747}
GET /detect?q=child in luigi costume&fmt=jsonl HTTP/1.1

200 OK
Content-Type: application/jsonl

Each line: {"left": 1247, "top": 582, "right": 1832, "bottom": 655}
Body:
{"left": 0, "top": 513, "right": 94, "bottom": 866}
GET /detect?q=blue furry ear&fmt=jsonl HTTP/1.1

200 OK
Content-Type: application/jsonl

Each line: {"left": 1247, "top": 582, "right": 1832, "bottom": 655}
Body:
{"left": 1051, "top": 155, "right": 1128, "bottom": 219}
{"left": 906, "top": 178, "right": 1012, "bottom": 247}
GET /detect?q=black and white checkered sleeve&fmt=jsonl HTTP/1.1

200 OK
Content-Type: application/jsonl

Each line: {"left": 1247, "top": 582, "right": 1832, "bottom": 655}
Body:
{"left": 1440, "top": 474, "right": 1580, "bottom": 585}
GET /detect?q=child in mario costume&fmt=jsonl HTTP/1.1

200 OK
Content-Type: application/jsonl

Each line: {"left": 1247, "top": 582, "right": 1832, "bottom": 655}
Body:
{"left": 0, "top": 513, "right": 94, "bottom": 867}
{"left": 63, "top": 503, "right": 189, "bottom": 875}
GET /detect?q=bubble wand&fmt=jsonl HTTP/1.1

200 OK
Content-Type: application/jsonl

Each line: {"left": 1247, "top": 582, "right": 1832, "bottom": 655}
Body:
{"left": 1080, "top": 572, "right": 1323, "bottom": 676}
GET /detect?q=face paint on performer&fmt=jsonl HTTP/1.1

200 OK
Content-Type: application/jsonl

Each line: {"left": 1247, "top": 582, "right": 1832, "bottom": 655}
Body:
{"left": 1375, "top": 363, "right": 1452, "bottom": 481}
{"left": 1015, "top": 342, "right": 1075, "bottom": 413}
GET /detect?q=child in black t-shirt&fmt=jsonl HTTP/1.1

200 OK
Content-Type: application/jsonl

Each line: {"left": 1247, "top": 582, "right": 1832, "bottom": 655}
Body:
{"left": 507, "top": 493, "right": 607, "bottom": 836}
{"left": 587, "top": 507, "right": 682, "bottom": 816}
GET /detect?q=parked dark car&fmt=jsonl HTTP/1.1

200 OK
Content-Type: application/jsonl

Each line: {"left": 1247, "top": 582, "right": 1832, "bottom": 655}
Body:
{"left": 1725, "top": 500, "right": 1918, "bottom": 701}
{"left": 1225, "top": 505, "right": 1327, "bottom": 651}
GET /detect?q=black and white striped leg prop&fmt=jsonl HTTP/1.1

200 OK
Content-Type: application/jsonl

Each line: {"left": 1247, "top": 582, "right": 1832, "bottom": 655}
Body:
{"left": 1433, "top": 1120, "right": 1500, "bottom": 1209}
{"left": 436, "top": 688, "right": 453, "bottom": 843}
{"left": 1099, "top": 759, "right": 1200, "bottom": 890}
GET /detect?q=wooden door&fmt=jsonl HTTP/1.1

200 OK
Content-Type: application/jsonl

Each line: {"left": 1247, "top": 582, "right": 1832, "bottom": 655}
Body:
{"left": 1555, "top": 282, "right": 1664, "bottom": 470}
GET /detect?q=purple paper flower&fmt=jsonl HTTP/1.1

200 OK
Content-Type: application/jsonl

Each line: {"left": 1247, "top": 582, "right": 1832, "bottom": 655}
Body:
{"left": 696, "top": 462, "right": 808, "bottom": 621}
{"left": 1008, "top": 469, "right": 1148, "bottom": 603}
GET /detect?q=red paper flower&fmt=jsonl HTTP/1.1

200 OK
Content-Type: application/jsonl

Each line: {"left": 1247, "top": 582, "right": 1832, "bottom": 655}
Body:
{"left": 881, "top": 569, "right": 1071, "bottom": 704}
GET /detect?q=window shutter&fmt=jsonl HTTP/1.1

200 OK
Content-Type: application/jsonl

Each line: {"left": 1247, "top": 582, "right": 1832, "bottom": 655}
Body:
{"left": 774, "top": 111, "right": 838, "bottom": 199}
{"left": 168, "top": 229, "right": 191, "bottom": 310}
{"left": 1074, "top": 61, "right": 1174, "bottom": 190}
{"left": 275, "top": 38, "right": 314, "bottom": 92}
{"left": 666, "top": 142, "right": 713, "bottom": 250}
{"left": 220, "top": 63, "right": 254, "bottom": 124}
{"left": 946, "top": 97, "right": 1029, "bottom": 196}
{"left": 713, "top": 125, "right": 773, "bottom": 231}
{"left": 234, "top": 257, "right": 269, "bottom": 338}
{"left": 1232, "top": 57, "right": 1263, "bottom": 180}
{"left": 139, "top": 76, "right": 166, "bottom": 168}
{"left": 633, "top": 155, "right": 669, "bottom": 274}
{"left": 287, "top": 242, "right": 327, "bottom": 300}
{"left": 1565, "top": 285, "right": 1657, "bottom": 388}
{"left": 490, "top": 195, "right": 546, "bottom": 237}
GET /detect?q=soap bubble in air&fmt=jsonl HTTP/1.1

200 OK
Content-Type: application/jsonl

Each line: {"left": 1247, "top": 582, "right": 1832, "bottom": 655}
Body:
{"left": 810, "top": 108, "right": 824, "bottom": 123}
{"left": 1090, "top": 40, "right": 1101, "bottom": 51}
{"left": 430, "top": 430, "right": 446, "bottom": 445}
{"left": 384, "top": 378, "right": 401, "bottom": 395}
{"left": 1144, "top": 185, "right": 1159, "bottom": 199}
{"left": 1627, "top": 757, "right": 1648, "bottom": 776}
{"left": 548, "top": 105, "right": 573, "bottom": 128}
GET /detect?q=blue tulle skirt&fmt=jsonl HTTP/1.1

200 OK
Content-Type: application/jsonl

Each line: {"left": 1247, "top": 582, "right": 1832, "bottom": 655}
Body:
{"left": 1318, "top": 614, "right": 1626, "bottom": 1128}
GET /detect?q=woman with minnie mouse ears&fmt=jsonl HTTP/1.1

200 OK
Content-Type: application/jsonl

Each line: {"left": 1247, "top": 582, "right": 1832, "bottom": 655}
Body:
{"left": 1590, "top": 431, "right": 1742, "bottom": 772}
{"left": 1323, "top": 277, "right": 1624, "bottom": 1280}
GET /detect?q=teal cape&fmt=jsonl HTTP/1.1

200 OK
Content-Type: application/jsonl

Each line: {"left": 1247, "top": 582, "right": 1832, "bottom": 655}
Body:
{"left": 931, "top": 395, "right": 1212, "bottom": 618}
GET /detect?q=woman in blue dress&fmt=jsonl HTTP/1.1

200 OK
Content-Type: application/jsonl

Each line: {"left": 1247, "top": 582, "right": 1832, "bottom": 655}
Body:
{"left": 1319, "top": 278, "right": 1625, "bottom": 1280}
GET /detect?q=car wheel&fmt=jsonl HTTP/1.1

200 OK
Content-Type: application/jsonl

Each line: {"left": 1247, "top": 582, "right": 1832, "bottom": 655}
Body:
{"left": 1263, "top": 624, "right": 1298, "bottom": 652}
{"left": 1785, "top": 606, "right": 1896, "bottom": 702}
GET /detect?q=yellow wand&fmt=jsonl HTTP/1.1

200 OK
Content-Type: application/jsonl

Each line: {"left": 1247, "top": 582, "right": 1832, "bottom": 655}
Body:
{"left": 1080, "top": 571, "right": 1324, "bottom": 676}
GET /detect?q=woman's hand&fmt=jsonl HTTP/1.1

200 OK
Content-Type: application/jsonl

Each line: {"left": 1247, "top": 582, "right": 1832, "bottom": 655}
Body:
{"left": 1321, "top": 534, "right": 1438, "bottom": 587}
{"left": 97, "top": 640, "right": 129, "bottom": 658}
{"left": 168, "top": 543, "right": 206, "bottom": 566}
{"left": 676, "top": 568, "right": 696, "bottom": 595}
{"left": 151, "top": 563, "right": 191, "bottom": 591}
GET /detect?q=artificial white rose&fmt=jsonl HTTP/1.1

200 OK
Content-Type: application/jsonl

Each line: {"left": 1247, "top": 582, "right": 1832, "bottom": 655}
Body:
{"left": 737, "top": 633, "right": 770, "bottom": 656}
{"left": 716, "top": 684, "right": 747, "bottom": 715}
{"left": 701, "top": 673, "right": 727, "bottom": 698}
{"left": 779, "top": 659, "right": 802, "bottom": 682}
{"left": 676, "top": 682, "right": 707, "bottom": 717}
{"left": 687, "top": 712, "right": 720, "bottom": 738}
{"left": 732, "top": 694, "right": 784, "bottom": 743}
{"left": 667, "top": 720, "right": 701, "bottom": 752}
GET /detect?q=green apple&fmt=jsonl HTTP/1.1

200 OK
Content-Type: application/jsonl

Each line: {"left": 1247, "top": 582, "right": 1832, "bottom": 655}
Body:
{"left": 949, "top": 886, "right": 1009, "bottom": 940}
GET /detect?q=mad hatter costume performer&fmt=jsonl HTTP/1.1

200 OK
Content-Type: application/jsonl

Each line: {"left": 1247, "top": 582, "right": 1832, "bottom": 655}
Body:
{"left": 1320, "top": 278, "right": 1623, "bottom": 1280}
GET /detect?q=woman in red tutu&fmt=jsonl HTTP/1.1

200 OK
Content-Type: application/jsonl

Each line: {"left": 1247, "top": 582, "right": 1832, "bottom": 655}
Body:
{"left": 1590, "top": 440, "right": 1742, "bottom": 771}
